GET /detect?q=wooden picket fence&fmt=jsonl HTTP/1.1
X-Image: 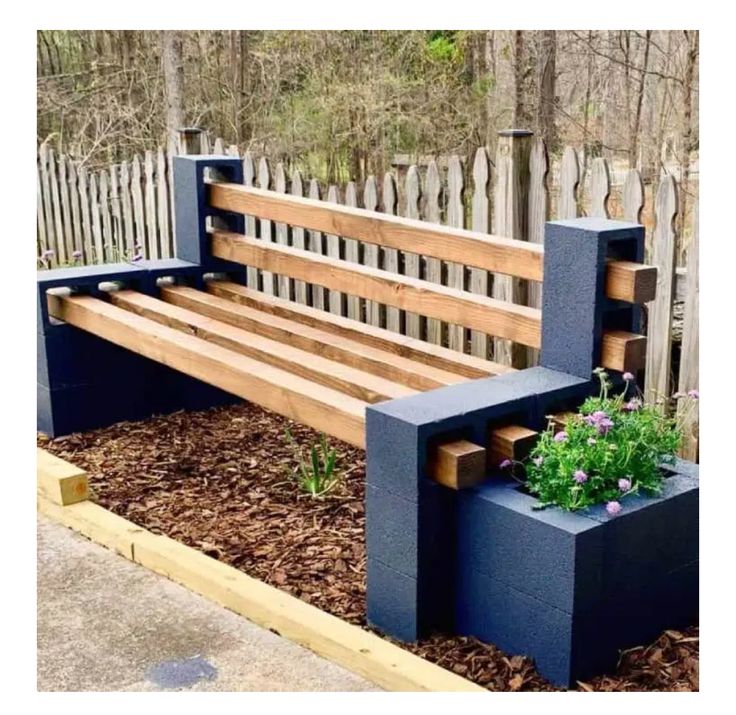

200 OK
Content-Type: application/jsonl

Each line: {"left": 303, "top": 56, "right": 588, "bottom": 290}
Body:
{"left": 36, "top": 132, "right": 699, "bottom": 459}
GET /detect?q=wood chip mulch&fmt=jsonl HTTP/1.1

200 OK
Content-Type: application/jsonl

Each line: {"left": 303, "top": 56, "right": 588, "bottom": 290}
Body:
{"left": 38, "top": 402, "right": 698, "bottom": 692}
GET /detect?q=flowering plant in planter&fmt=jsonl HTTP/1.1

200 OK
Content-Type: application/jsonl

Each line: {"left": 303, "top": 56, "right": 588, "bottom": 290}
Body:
{"left": 512, "top": 368, "right": 698, "bottom": 515}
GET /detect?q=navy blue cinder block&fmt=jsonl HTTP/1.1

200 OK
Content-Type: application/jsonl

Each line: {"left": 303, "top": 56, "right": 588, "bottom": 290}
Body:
{"left": 173, "top": 155, "right": 246, "bottom": 273}
{"left": 454, "top": 464, "right": 699, "bottom": 687}
{"left": 540, "top": 218, "right": 645, "bottom": 379}
{"left": 365, "top": 366, "right": 599, "bottom": 642}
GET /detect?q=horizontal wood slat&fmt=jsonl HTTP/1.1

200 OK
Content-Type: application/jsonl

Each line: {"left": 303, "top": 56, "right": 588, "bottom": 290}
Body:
{"left": 211, "top": 230, "right": 543, "bottom": 348}
{"left": 109, "top": 290, "right": 415, "bottom": 404}
{"left": 46, "top": 293, "right": 367, "bottom": 447}
{"left": 163, "top": 285, "right": 466, "bottom": 390}
{"left": 207, "top": 281, "right": 509, "bottom": 379}
{"left": 209, "top": 183, "right": 657, "bottom": 304}
{"left": 209, "top": 182, "right": 545, "bottom": 281}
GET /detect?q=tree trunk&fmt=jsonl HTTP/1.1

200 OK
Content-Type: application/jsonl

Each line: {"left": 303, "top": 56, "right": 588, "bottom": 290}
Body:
{"left": 630, "top": 30, "right": 652, "bottom": 169}
{"left": 537, "top": 30, "right": 557, "bottom": 153}
{"left": 679, "top": 30, "right": 699, "bottom": 239}
{"left": 513, "top": 31, "right": 535, "bottom": 130}
{"left": 162, "top": 31, "right": 185, "bottom": 147}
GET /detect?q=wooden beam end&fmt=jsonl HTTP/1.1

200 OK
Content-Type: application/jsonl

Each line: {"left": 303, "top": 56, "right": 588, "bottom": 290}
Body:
{"left": 429, "top": 440, "right": 487, "bottom": 490}
{"left": 488, "top": 425, "right": 539, "bottom": 467}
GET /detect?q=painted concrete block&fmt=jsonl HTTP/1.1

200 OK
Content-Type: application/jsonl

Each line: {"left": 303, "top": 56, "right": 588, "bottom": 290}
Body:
{"left": 173, "top": 155, "right": 245, "bottom": 271}
{"left": 457, "top": 479, "right": 604, "bottom": 613}
{"left": 366, "top": 559, "right": 419, "bottom": 642}
{"left": 454, "top": 465, "right": 699, "bottom": 687}
{"left": 37, "top": 263, "right": 147, "bottom": 331}
{"left": 540, "top": 218, "right": 645, "bottom": 378}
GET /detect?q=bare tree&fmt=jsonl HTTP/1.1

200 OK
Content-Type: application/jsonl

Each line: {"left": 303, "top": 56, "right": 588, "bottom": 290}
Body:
{"left": 162, "top": 31, "right": 185, "bottom": 146}
{"left": 537, "top": 30, "right": 557, "bottom": 152}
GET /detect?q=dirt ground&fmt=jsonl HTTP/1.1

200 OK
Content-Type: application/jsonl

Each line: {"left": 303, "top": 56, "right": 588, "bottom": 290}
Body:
{"left": 38, "top": 402, "right": 699, "bottom": 692}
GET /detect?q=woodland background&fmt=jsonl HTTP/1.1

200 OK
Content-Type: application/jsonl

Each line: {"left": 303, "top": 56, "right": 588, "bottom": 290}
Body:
{"left": 37, "top": 30, "right": 698, "bottom": 187}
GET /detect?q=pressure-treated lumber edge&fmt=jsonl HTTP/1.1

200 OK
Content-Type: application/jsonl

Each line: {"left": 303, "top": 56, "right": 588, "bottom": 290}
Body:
{"left": 36, "top": 451, "right": 484, "bottom": 693}
{"left": 429, "top": 440, "right": 487, "bottom": 490}
{"left": 37, "top": 447, "right": 89, "bottom": 505}
{"left": 488, "top": 425, "right": 539, "bottom": 467}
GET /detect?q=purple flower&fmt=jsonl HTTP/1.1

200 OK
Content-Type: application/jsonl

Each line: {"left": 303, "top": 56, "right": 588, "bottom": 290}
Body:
{"left": 618, "top": 478, "right": 632, "bottom": 492}
{"left": 131, "top": 252, "right": 143, "bottom": 262}
{"left": 606, "top": 501, "right": 622, "bottom": 516}
{"left": 499, "top": 459, "right": 512, "bottom": 469}
{"left": 623, "top": 372, "right": 634, "bottom": 382}
{"left": 532, "top": 455, "right": 544, "bottom": 467}
{"left": 41, "top": 249, "right": 55, "bottom": 259}
{"left": 623, "top": 399, "right": 641, "bottom": 412}
{"left": 594, "top": 417, "right": 614, "bottom": 436}
{"left": 553, "top": 431, "right": 568, "bottom": 442}
{"left": 573, "top": 469, "right": 588, "bottom": 484}
{"left": 72, "top": 250, "right": 83, "bottom": 259}
{"left": 687, "top": 389, "right": 699, "bottom": 400}
{"left": 587, "top": 437, "right": 597, "bottom": 446}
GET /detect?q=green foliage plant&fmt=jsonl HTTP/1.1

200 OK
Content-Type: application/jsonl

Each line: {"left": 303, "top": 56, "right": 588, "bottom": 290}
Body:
{"left": 285, "top": 428, "right": 341, "bottom": 498}
{"left": 501, "top": 368, "right": 699, "bottom": 516}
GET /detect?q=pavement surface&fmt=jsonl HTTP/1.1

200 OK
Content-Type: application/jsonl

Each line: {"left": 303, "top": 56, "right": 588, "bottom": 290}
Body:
{"left": 37, "top": 515, "right": 379, "bottom": 691}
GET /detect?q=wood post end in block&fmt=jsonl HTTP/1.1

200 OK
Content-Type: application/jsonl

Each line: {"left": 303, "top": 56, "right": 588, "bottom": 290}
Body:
{"left": 605, "top": 261, "right": 658, "bottom": 304}
{"left": 487, "top": 425, "right": 539, "bottom": 468}
{"left": 601, "top": 331, "right": 647, "bottom": 374}
{"left": 429, "top": 440, "right": 487, "bottom": 490}
{"left": 37, "top": 448, "right": 90, "bottom": 506}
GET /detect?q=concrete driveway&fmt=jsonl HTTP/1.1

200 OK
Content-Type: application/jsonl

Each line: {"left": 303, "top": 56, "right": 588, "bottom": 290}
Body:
{"left": 37, "top": 515, "right": 378, "bottom": 691}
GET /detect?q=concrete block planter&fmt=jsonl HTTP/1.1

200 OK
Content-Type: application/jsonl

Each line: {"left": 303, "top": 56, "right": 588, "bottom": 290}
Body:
{"left": 455, "top": 459, "right": 698, "bottom": 687}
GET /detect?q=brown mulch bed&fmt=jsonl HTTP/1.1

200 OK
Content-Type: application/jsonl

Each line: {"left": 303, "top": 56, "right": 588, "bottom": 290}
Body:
{"left": 38, "top": 402, "right": 699, "bottom": 692}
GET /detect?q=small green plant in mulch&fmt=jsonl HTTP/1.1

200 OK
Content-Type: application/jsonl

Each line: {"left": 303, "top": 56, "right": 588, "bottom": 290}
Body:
{"left": 285, "top": 428, "right": 341, "bottom": 498}
{"left": 500, "top": 368, "right": 699, "bottom": 516}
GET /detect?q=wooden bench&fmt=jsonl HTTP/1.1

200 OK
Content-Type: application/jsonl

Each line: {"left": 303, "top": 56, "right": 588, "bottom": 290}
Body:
{"left": 40, "top": 156, "right": 656, "bottom": 482}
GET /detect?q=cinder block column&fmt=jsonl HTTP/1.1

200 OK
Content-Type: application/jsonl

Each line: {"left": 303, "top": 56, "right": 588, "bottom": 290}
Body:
{"left": 173, "top": 155, "right": 245, "bottom": 272}
{"left": 540, "top": 218, "right": 644, "bottom": 379}
{"left": 365, "top": 367, "right": 595, "bottom": 641}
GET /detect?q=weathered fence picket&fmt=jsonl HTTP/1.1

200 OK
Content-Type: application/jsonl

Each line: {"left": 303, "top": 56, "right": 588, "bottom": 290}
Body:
{"left": 446, "top": 155, "right": 465, "bottom": 352}
{"left": 308, "top": 178, "right": 326, "bottom": 311}
{"left": 404, "top": 166, "right": 423, "bottom": 339}
{"left": 424, "top": 160, "right": 443, "bottom": 346}
{"left": 362, "top": 175, "right": 382, "bottom": 327}
{"left": 325, "top": 185, "right": 345, "bottom": 317}
{"left": 382, "top": 172, "right": 401, "bottom": 333}
{"left": 257, "top": 157, "right": 275, "bottom": 296}
{"left": 645, "top": 175, "right": 678, "bottom": 408}
{"left": 470, "top": 148, "right": 491, "bottom": 359}
{"left": 291, "top": 169, "right": 308, "bottom": 306}
{"left": 344, "top": 181, "right": 362, "bottom": 322}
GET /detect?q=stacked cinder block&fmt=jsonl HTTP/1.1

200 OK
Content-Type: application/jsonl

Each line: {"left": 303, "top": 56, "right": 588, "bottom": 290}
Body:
{"left": 455, "top": 463, "right": 698, "bottom": 685}
{"left": 366, "top": 218, "right": 699, "bottom": 687}
{"left": 365, "top": 366, "right": 596, "bottom": 641}
{"left": 37, "top": 156, "right": 247, "bottom": 438}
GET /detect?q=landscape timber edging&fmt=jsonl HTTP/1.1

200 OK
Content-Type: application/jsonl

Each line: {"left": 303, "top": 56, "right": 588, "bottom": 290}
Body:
{"left": 36, "top": 448, "right": 485, "bottom": 693}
